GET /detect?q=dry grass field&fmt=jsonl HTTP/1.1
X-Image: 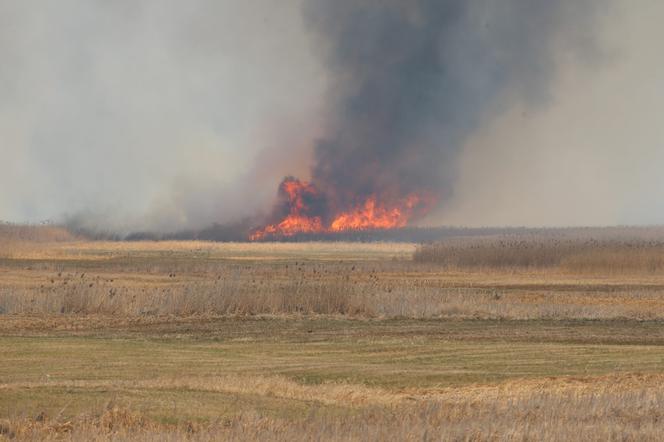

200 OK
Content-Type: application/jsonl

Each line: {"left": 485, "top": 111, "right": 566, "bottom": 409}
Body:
{"left": 2, "top": 227, "right": 664, "bottom": 440}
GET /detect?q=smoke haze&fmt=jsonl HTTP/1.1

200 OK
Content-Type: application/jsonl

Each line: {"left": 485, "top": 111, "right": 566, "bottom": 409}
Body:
{"left": 439, "top": 1, "right": 664, "bottom": 226}
{"left": 0, "top": 0, "right": 324, "bottom": 232}
{"left": 301, "top": 0, "right": 600, "bottom": 216}
{"left": 1, "top": 1, "right": 663, "bottom": 231}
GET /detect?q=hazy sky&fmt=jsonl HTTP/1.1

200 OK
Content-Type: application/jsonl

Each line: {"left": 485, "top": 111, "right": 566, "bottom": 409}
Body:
{"left": 1, "top": 1, "right": 663, "bottom": 230}
{"left": 439, "top": 1, "right": 664, "bottom": 226}
{"left": 0, "top": 0, "right": 324, "bottom": 231}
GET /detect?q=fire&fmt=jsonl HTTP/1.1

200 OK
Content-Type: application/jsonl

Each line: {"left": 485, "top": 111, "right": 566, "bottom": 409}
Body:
{"left": 250, "top": 177, "right": 433, "bottom": 240}
{"left": 330, "top": 195, "right": 418, "bottom": 232}
{"left": 249, "top": 178, "right": 323, "bottom": 241}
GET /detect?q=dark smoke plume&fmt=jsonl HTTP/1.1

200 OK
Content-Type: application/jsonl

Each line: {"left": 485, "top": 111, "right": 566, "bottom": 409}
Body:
{"left": 301, "top": 0, "right": 600, "bottom": 212}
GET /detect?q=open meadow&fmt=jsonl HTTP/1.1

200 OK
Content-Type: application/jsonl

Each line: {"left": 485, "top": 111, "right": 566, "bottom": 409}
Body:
{"left": 2, "top": 226, "right": 664, "bottom": 440}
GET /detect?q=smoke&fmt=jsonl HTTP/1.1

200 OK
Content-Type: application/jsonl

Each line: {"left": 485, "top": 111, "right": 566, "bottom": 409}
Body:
{"left": 2, "top": 1, "right": 664, "bottom": 231}
{"left": 301, "top": 0, "right": 601, "bottom": 212}
{"left": 0, "top": 0, "right": 323, "bottom": 232}
{"left": 437, "top": 1, "right": 664, "bottom": 226}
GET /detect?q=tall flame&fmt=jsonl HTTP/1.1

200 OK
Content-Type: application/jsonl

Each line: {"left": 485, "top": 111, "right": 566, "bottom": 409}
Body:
{"left": 250, "top": 177, "right": 433, "bottom": 240}
{"left": 250, "top": 179, "right": 323, "bottom": 240}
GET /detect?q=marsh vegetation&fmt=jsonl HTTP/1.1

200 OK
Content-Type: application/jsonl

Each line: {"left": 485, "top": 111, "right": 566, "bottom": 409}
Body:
{"left": 1, "top": 226, "right": 664, "bottom": 440}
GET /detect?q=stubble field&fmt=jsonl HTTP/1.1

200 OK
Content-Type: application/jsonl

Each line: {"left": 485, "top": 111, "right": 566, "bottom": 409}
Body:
{"left": 2, "top": 229, "right": 664, "bottom": 440}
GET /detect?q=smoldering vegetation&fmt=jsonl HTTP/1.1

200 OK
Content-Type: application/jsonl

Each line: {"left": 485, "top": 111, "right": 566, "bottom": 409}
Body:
{"left": 65, "top": 223, "right": 664, "bottom": 244}
{"left": 120, "top": 226, "right": 543, "bottom": 243}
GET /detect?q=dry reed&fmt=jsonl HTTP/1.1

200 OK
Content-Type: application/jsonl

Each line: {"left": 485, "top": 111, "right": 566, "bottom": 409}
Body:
{"left": 4, "top": 378, "right": 664, "bottom": 441}
{"left": 414, "top": 232, "right": 664, "bottom": 274}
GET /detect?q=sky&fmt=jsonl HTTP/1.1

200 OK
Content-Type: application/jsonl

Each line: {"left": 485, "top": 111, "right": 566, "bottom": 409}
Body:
{"left": 0, "top": 1, "right": 663, "bottom": 230}
{"left": 439, "top": 1, "right": 664, "bottom": 226}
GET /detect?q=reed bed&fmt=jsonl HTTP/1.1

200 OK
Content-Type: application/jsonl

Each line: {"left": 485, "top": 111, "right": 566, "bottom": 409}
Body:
{"left": 3, "top": 232, "right": 664, "bottom": 320}
{"left": 414, "top": 233, "right": 664, "bottom": 273}
{"left": 3, "top": 260, "right": 664, "bottom": 319}
{"left": 0, "top": 224, "right": 74, "bottom": 244}
{"left": 4, "top": 235, "right": 664, "bottom": 440}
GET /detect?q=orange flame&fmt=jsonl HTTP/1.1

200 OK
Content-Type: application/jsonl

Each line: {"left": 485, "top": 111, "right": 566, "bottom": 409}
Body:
{"left": 250, "top": 178, "right": 433, "bottom": 240}
{"left": 249, "top": 179, "right": 323, "bottom": 241}
{"left": 330, "top": 195, "right": 419, "bottom": 232}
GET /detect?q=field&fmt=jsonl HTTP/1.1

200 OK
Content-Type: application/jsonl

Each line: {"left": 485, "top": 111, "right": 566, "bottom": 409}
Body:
{"left": 2, "top": 228, "right": 664, "bottom": 440}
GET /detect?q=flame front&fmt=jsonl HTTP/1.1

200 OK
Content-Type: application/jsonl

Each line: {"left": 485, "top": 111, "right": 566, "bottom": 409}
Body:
{"left": 249, "top": 178, "right": 323, "bottom": 241}
{"left": 250, "top": 178, "right": 432, "bottom": 240}
{"left": 330, "top": 195, "right": 421, "bottom": 232}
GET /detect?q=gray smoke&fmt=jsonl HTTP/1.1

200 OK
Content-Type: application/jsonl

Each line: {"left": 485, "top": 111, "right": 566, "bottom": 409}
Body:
{"left": 302, "top": 0, "right": 600, "bottom": 211}
{"left": 4, "top": 1, "right": 664, "bottom": 230}
{"left": 0, "top": 0, "right": 322, "bottom": 233}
